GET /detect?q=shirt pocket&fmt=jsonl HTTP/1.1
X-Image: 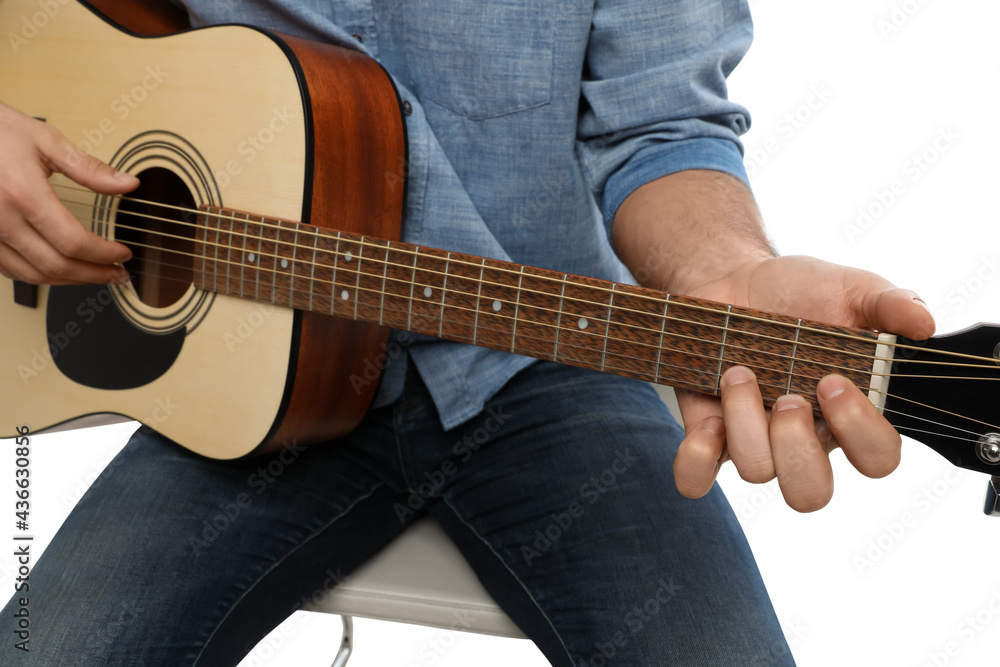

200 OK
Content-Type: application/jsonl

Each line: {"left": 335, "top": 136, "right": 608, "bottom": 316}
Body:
{"left": 402, "top": 0, "right": 554, "bottom": 120}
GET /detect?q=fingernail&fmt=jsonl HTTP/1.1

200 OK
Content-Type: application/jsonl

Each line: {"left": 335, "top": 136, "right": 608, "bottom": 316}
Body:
{"left": 911, "top": 294, "right": 931, "bottom": 312}
{"left": 702, "top": 416, "right": 724, "bottom": 436}
{"left": 722, "top": 366, "right": 754, "bottom": 387}
{"left": 114, "top": 170, "right": 134, "bottom": 180}
{"left": 774, "top": 394, "right": 805, "bottom": 411}
{"left": 818, "top": 375, "right": 847, "bottom": 401}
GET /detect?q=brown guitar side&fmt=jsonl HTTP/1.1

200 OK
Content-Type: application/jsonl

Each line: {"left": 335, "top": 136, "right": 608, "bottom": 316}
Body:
{"left": 83, "top": 0, "right": 406, "bottom": 454}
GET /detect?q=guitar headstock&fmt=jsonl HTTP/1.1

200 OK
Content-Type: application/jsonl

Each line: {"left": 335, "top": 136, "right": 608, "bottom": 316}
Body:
{"left": 885, "top": 323, "right": 1000, "bottom": 476}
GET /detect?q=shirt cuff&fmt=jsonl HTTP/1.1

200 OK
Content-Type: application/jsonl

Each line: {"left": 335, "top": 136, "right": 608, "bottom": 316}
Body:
{"left": 601, "top": 137, "right": 749, "bottom": 237}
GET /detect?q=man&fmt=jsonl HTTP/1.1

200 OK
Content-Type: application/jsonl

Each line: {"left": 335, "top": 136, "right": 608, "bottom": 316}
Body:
{"left": 0, "top": 0, "right": 934, "bottom": 664}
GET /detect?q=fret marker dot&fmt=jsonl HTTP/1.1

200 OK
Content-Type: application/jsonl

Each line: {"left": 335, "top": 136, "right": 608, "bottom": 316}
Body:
{"left": 341, "top": 290, "right": 350, "bottom": 301}
{"left": 492, "top": 300, "right": 502, "bottom": 312}
{"left": 577, "top": 318, "right": 589, "bottom": 330}
{"left": 345, "top": 251, "right": 354, "bottom": 262}
{"left": 247, "top": 253, "right": 256, "bottom": 263}
{"left": 424, "top": 286, "right": 433, "bottom": 299}
{"left": 281, "top": 259, "right": 289, "bottom": 269}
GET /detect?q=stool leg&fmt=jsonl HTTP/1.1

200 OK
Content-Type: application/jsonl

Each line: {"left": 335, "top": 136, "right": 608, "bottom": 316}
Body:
{"left": 330, "top": 615, "right": 354, "bottom": 667}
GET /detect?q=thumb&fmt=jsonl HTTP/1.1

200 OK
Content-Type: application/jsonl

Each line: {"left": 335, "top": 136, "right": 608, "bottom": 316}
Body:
{"left": 863, "top": 287, "right": 936, "bottom": 341}
{"left": 43, "top": 134, "right": 139, "bottom": 195}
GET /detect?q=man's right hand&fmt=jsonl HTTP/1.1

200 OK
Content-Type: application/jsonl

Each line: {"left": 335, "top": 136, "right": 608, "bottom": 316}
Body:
{"left": 0, "top": 103, "right": 138, "bottom": 285}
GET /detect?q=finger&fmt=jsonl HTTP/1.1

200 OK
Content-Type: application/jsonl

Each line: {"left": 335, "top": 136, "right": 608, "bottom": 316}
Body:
{"left": 674, "top": 416, "right": 726, "bottom": 499}
{"left": 720, "top": 366, "right": 774, "bottom": 483}
{"left": 770, "top": 394, "right": 834, "bottom": 512}
{"left": 37, "top": 124, "right": 139, "bottom": 195}
{"left": 817, "top": 374, "right": 901, "bottom": 478}
{"left": 0, "top": 221, "right": 129, "bottom": 285}
{"left": 859, "top": 286, "right": 936, "bottom": 341}
{"left": 14, "top": 169, "right": 132, "bottom": 267}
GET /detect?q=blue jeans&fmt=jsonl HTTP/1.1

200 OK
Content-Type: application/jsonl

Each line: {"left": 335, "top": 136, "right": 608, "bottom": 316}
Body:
{"left": 1, "top": 361, "right": 793, "bottom": 666}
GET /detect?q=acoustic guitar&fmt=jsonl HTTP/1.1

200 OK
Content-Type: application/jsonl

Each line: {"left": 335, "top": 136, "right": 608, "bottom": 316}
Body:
{"left": 2, "top": 1, "right": 999, "bottom": 485}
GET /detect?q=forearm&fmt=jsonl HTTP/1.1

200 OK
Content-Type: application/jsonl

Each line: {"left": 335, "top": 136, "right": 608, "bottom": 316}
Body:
{"left": 611, "top": 169, "right": 775, "bottom": 298}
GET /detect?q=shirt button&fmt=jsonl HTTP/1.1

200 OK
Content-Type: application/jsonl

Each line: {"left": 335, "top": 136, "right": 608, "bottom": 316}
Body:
{"left": 402, "top": 100, "right": 413, "bottom": 116}
{"left": 351, "top": 33, "right": 364, "bottom": 43}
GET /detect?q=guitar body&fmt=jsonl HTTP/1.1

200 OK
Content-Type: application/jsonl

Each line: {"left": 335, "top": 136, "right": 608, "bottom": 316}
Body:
{"left": 0, "top": 0, "right": 406, "bottom": 458}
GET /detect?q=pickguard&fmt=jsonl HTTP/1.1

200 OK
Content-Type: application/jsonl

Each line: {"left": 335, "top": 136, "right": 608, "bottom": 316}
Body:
{"left": 47, "top": 284, "right": 184, "bottom": 390}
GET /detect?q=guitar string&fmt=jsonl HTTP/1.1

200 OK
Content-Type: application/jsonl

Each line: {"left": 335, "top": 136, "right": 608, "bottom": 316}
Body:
{"left": 56, "top": 185, "right": 996, "bottom": 366}
{"left": 88, "top": 207, "right": 1000, "bottom": 383}
{"left": 95, "top": 234, "right": 1000, "bottom": 438}
{"left": 74, "top": 200, "right": 1000, "bottom": 383}
{"left": 113, "top": 236, "right": 869, "bottom": 385}
{"left": 50, "top": 190, "right": 1000, "bottom": 448}
{"left": 54, "top": 221, "right": 1000, "bottom": 444}
{"left": 59, "top": 192, "right": 1000, "bottom": 437}
{"left": 98, "top": 221, "right": 921, "bottom": 384}
{"left": 61, "top": 192, "right": 1000, "bottom": 377}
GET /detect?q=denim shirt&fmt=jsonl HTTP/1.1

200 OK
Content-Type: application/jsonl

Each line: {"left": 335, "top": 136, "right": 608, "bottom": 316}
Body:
{"left": 176, "top": 0, "right": 753, "bottom": 430}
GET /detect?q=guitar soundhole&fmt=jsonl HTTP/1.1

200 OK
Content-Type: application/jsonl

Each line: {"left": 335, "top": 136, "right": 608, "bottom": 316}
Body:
{"left": 115, "top": 167, "right": 197, "bottom": 308}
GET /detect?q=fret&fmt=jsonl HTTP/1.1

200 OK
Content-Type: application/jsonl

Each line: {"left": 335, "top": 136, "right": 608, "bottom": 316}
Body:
{"left": 655, "top": 296, "right": 670, "bottom": 384}
{"left": 289, "top": 224, "right": 300, "bottom": 308}
{"left": 438, "top": 253, "right": 451, "bottom": 338}
{"left": 308, "top": 226, "right": 319, "bottom": 313}
{"left": 714, "top": 305, "right": 733, "bottom": 394}
{"left": 375, "top": 240, "right": 414, "bottom": 331}
{"left": 407, "top": 247, "right": 419, "bottom": 332}
{"left": 507, "top": 266, "right": 560, "bottom": 360}
{"left": 330, "top": 231, "right": 342, "bottom": 316}
{"left": 785, "top": 322, "right": 877, "bottom": 399}
{"left": 271, "top": 220, "right": 281, "bottom": 305}
{"left": 239, "top": 213, "right": 249, "bottom": 299}
{"left": 719, "top": 305, "right": 798, "bottom": 400}
{"left": 353, "top": 235, "right": 363, "bottom": 320}
{"left": 378, "top": 242, "right": 390, "bottom": 326}
{"left": 553, "top": 275, "right": 567, "bottom": 362}
{"left": 656, "top": 295, "right": 726, "bottom": 394}
{"left": 472, "top": 258, "right": 486, "bottom": 346}
{"left": 553, "top": 274, "right": 610, "bottom": 371}
{"left": 408, "top": 246, "right": 451, "bottom": 338}
{"left": 254, "top": 216, "right": 266, "bottom": 302}
{"left": 478, "top": 258, "right": 522, "bottom": 352}
{"left": 600, "top": 282, "right": 663, "bottom": 384}
{"left": 510, "top": 266, "right": 525, "bottom": 354}
{"left": 212, "top": 208, "right": 221, "bottom": 295}
{"left": 600, "top": 285, "right": 616, "bottom": 372}
{"left": 223, "top": 212, "right": 233, "bottom": 295}
{"left": 786, "top": 320, "right": 802, "bottom": 394}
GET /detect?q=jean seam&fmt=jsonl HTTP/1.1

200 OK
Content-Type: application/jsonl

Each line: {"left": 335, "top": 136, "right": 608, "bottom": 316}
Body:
{"left": 190, "top": 480, "right": 386, "bottom": 666}
{"left": 439, "top": 495, "right": 576, "bottom": 667}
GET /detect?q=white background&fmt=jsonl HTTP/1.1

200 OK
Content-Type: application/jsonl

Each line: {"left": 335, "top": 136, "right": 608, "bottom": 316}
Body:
{"left": 3, "top": 1, "right": 1000, "bottom": 666}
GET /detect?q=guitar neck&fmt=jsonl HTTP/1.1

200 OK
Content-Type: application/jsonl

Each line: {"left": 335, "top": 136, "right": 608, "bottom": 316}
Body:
{"left": 194, "top": 206, "right": 888, "bottom": 407}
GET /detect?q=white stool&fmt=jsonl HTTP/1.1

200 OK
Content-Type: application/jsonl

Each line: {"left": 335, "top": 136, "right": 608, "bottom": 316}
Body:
{"left": 302, "top": 515, "right": 527, "bottom": 666}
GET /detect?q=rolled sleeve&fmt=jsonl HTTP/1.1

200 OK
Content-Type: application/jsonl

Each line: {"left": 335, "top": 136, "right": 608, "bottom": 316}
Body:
{"left": 577, "top": 0, "right": 754, "bottom": 233}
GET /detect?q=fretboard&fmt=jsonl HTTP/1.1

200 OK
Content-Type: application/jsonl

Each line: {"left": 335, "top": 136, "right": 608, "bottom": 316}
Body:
{"left": 195, "top": 207, "right": 883, "bottom": 406}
